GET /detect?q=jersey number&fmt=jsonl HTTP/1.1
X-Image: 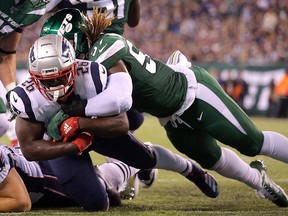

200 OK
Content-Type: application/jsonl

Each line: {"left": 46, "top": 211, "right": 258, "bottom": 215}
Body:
{"left": 21, "top": 78, "right": 35, "bottom": 92}
{"left": 126, "top": 40, "right": 156, "bottom": 74}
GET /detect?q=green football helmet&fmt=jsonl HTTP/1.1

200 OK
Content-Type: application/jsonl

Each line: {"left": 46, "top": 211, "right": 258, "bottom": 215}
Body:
{"left": 41, "top": 8, "right": 89, "bottom": 59}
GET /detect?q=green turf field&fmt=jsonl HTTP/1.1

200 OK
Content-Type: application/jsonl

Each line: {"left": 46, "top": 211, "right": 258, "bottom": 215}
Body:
{"left": 1, "top": 115, "right": 288, "bottom": 216}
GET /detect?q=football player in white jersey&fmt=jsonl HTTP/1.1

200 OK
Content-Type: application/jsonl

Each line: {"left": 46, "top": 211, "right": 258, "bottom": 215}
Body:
{"left": 0, "top": 143, "right": 147, "bottom": 212}
{"left": 9, "top": 34, "right": 219, "bottom": 208}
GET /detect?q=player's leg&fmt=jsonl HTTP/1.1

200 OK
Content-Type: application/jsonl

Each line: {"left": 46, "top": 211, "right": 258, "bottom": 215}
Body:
{"left": 165, "top": 66, "right": 288, "bottom": 206}
{"left": 103, "top": 153, "right": 157, "bottom": 200}
{"left": 92, "top": 133, "right": 156, "bottom": 168}
{"left": 33, "top": 161, "right": 78, "bottom": 207}
{"left": 193, "top": 66, "right": 288, "bottom": 163}
{"left": 106, "top": 108, "right": 144, "bottom": 198}
{"left": 97, "top": 160, "right": 140, "bottom": 199}
{"left": 91, "top": 132, "right": 219, "bottom": 198}
{"left": 48, "top": 153, "right": 110, "bottom": 211}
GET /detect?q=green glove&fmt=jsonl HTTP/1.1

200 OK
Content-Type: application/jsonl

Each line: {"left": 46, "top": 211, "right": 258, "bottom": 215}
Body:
{"left": 0, "top": 97, "right": 6, "bottom": 114}
{"left": 47, "top": 110, "right": 70, "bottom": 141}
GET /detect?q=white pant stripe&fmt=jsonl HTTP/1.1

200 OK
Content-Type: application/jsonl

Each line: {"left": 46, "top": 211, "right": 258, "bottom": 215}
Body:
{"left": 197, "top": 83, "right": 247, "bottom": 135}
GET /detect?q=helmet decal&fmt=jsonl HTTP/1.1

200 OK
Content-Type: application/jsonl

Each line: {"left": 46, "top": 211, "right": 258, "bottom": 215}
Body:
{"left": 59, "top": 14, "right": 73, "bottom": 35}
{"left": 41, "top": 8, "right": 89, "bottom": 59}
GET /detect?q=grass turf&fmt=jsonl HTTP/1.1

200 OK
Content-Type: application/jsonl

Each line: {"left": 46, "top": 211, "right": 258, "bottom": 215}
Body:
{"left": 1, "top": 115, "right": 288, "bottom": 216}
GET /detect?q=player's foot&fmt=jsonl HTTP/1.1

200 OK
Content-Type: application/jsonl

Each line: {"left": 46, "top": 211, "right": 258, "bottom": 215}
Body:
{"left": 119, "top": 175, "right": 139, "bottom": 200}
{"left": 137, "top": 168, "right": 158, "bottom": 188}
{"left": 185, "top": 162, "right": 219, "bottom": 198}
{"left": 166, "top": 50, "right": 192, "bottom": 67}
{"left": 250, "top": 160, "right": 288, "bottom": 207}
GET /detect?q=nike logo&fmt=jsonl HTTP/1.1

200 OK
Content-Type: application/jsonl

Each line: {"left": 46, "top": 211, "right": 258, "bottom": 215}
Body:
{"left": 197, "top": 112, "right": 203, "bottom": 121}
{"left": 99, "top": 44, "right": 107, "bottom": 53}
{"left": 13, "top": 94, "right": 17, "bottom": 103}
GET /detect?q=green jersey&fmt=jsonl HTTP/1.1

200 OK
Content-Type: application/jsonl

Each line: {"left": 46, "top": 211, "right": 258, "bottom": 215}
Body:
{"left": 89, "top": 33, "right": 188, "bottom": 118}
{"left": 0, "top": 0, "right": 53, "bottom": 38}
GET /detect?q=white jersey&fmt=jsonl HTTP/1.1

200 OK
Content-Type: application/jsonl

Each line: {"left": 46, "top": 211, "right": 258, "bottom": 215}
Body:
{"left": 9, "top": 60, "right": 107, "bottom": 126}
{"left": 0, "top": 145, "right": 43, "bottom": 184}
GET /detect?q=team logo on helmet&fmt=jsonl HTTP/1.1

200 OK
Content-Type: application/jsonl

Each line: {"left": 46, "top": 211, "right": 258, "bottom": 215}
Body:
{"left": 59, "top": 14, "right": 74, "bottom": 35}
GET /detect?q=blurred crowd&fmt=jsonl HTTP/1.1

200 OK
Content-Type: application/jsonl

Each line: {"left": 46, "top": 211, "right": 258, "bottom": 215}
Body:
{"left": 16, "top": 0, "right": 288, "bottom": 67}
{"left": 125, "top": 0, "right": 288, "bottom": 64}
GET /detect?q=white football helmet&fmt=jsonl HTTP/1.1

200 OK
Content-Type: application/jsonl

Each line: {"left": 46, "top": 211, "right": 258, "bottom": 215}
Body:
{"left": 28, "top": 34, "right": 77, "bottom": 101}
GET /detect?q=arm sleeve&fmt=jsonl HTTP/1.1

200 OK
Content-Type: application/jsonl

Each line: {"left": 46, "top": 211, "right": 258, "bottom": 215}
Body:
{"left": 85, "top": 72, "right": 133, "bottom": 117}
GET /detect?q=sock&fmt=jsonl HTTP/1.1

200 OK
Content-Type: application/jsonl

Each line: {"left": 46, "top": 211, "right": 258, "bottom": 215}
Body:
{"left": 150, "top": 144, "right": 192, "bottom": 176}
{"left": 211, "top": 147, "right": 262, "bottom": 190}
{"left": 260, "top": 131, "right": 288, "bottom": 163}
{"left": 98, "top": 161, "right": 139, "bottom": 191}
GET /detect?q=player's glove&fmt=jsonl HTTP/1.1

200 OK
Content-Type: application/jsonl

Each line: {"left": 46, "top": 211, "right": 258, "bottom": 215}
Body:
{"left": 47, "top": 110, "right": 70, "bottom": 141}
{"left": 59, "top": 116, "right": 80, "bottom": 142}
{"left": 72, "top": 132, "right": 93, "bottom": 155}
{"left": 60, "top": 94, "right": 87, "bottom": 117}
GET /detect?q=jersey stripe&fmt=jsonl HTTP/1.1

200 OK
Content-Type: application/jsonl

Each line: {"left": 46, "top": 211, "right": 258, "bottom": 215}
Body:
{"left": 14, "top": 86, "right": 36, "bottom": 121}
{"left": 91, "top": 62, "right": 103, "bottom": 94}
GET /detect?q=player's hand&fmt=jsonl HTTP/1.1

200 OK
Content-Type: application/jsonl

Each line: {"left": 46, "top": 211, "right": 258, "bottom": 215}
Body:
{"left": 60, "top": 116, "right": 80, "bottom": 142}
{"left": 47, "top": 110, "right": 70, "bottom": 141}
{"left": 61, "top": 94, "right": 87, "bottom": 116}
{"left": 72, "top": 132, "right": 93, "bottom": 155}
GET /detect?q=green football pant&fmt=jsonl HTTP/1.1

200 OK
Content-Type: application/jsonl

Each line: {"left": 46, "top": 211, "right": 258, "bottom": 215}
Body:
{"left": 164, "top": 66, "right": 264, "bottom": 169}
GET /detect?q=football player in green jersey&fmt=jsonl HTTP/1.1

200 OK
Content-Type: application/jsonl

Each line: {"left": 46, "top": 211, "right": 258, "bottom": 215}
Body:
{"left": 41, "top": 8, "right": 288, "bottom": 207}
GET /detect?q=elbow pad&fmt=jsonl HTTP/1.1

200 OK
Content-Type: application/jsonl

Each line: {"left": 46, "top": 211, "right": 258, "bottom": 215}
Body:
{"left": 85, "top": 72, "right": 133, "bottom": 117}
